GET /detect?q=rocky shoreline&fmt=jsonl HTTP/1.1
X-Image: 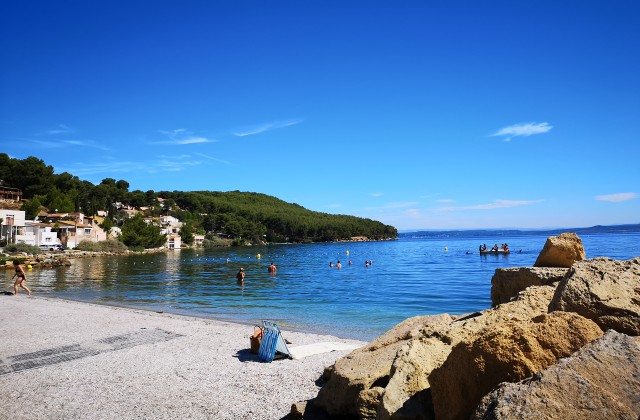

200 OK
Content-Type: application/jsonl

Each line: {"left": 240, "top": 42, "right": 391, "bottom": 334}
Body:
{"left": 0, "top": 247, "right": 168, "bottom": 269}
{"left": 290, "top": 233, "right": 640, "bottom": 419}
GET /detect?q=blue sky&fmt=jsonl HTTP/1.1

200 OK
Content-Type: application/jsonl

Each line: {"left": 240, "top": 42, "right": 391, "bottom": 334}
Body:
{"left": 1, "top": 1, "right": 639, "bottom": 230}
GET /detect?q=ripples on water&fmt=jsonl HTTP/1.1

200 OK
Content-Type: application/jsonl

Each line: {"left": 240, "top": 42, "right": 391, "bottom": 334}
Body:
{"left": 6, "top": 233, "right": 640, "bottom": 340}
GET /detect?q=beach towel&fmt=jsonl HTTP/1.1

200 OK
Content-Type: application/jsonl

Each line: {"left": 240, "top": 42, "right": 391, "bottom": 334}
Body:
{"left": 288, "top": 342, "right": 361, "bottom": 359}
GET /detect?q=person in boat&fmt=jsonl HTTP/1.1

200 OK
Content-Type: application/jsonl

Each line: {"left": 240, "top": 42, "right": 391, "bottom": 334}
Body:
{"left": 491, "top": 244, "right": 499, "bottom": 252}
{"left": 502, "top": 243, "right": 510, "bottom": 252}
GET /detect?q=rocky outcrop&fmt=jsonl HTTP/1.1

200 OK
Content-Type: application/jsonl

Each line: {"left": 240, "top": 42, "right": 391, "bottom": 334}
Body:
{"left": 429, "top": 311, "right": 604, "bottom": 420}
{"left": 491, "top": 266, "right": 568, "bottom": 306}
{"left": 550, "top": 257, "right": 640, "bottom": 335}
{"left": 534, "top": 232, "right": 586, "bottom": 267}
{"left": 472, "top": 330, "right": 640, "bottom": 419}
{"left": 307, "top": 238, "right": 639, "bottom": 420}
{"left": 314, "top": 314, "right": 453, "bottom": 418}
{"left": 314, "top": 285, "right": 557, "bottom": 419}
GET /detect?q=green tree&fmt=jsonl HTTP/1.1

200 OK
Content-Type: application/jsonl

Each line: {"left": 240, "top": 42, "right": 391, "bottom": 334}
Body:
{"left": 99, "top": 217, "right": 114, "bottom": 236}
{"left": 20, "top": 197, "right": 42, "bottom": 220}
{"left": 119, "top": 215, "right": 166, "bottom": 249}
{"left": 180, "top": 222, "right": 195, "bottom": 245}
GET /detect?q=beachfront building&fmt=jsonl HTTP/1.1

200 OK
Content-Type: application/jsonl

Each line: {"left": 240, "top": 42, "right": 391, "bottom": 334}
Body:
{"left": 0, "top": 209, "right": 26, "bottom": 244}
{"left": 0, "top": 210, "right": 64, "bottom": 248}
{"left": 166, "top": 233, "right": 182, "bottom": 249}
{"left": 46, "top": 212, "right": 107, "bottom": 249}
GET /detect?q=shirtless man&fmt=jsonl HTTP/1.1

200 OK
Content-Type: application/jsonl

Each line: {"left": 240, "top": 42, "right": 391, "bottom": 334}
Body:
{"left": 268, "top": 262, "right": 277, "bottom": 274}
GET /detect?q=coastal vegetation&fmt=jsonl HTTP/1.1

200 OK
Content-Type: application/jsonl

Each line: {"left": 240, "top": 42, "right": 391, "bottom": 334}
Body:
{"left": 0, "top": 154, "right": 397, "bottom": 245}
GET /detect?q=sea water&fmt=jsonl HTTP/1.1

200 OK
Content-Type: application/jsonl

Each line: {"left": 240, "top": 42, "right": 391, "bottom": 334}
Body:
{"left": 6, "top": 232, "right": 640, "bottom": 340}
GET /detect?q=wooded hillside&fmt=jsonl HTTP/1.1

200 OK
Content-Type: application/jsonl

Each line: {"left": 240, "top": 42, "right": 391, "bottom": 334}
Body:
{"left": 0, "top": 154, "right": 397, "bottom": 243}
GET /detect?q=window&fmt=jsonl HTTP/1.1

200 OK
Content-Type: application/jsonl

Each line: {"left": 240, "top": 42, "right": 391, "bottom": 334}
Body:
{"left": 85, "top": 228, "right": 92, "bottom": 234}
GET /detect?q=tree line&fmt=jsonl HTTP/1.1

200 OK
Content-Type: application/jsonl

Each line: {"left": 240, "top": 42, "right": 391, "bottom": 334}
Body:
{"left": 0, "top": 154, "right": 397, "bottom": 246}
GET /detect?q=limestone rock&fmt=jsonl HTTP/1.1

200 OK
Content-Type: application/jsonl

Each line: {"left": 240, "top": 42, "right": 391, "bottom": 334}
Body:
{"left": 472, "top": 330, "right": 640, "bottom": 419}
{"left": 429, "top": 311, "right": 603, "bottom": 420}
{"left": 550, "top": 257, "right": 640, "bottom": 335}
{"left": 491, "top": 266, "right": 568, "bottom": 306}
{"left": 314, "top": 314, "right": 453, "bottom": 418}
{"left": 314, "top": 285, "right": 557, "bottom": 419}
{"left": 534, "top": 232, "right": 586, "bottom": 268}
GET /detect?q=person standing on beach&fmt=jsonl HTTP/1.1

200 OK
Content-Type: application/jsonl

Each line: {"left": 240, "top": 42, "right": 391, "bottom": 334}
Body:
{"left": 12, "top": 260, "right": 31, "bottom": 296}
{"left": 268, "top": 262, "right": 277, "bottom": 274}
{"left": 236, "top": 268, "right": 245, "bottom": 283}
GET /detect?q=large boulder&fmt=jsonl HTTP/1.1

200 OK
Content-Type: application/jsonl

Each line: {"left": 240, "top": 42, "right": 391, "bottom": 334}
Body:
{"left": 472, "top": 330, "right": 640, "bottom": 419}
{"left": 314, "top": 285, "right": 557, "bottom": 419}
{"left": 491, "top": 267, "right": 568, "bottom": 306}
{"left": 550, "top": 257, "right": 640, "bottom": 335}
{"left": 534, "top": 232, "right": 586, "bottom": 268}
{"left": 428, "top": 311, "right": 603, "bottom": 420}
{"left": 314, "top": 314, "right": 453, "bottom": 418}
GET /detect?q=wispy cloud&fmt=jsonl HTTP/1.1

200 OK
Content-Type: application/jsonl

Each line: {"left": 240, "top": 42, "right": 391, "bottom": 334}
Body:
{"left": 194, "top": 152, "right": 232, "bottom": 166}
{"left": 595, "top": 192, "right": 638, "bottom": 203}
{"left": 232, "top": 119, "right": 303, "bottom": 137}
{"left": 435, "top": 199, "right": 542, "bottom": 212}
{"left": 28, "top": 138, "right": 110, "bottom": 151}
{"left": 176, "top": 137, "right": 211, "bottom": 145}
{"left": 154, "top": 129, "right": 214, "bottom": 145}
{"left": 435, "top": 199, "right": 454, "bottom": 203}
{"left": 370, "top": 192, "right": 383, "bottom": 197}
{"left": 38, "top": 124, "right": 74, "bottom": 136}
{"left": 491, "top": 122, "right": 552, "bottom": 142}
{"left": 59, "top": 154, "right": 207, "bottom": 176}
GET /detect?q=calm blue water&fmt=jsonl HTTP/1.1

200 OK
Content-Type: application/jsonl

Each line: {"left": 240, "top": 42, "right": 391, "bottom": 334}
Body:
{"left": 6, "top": 233, "right": 640, "bottom": 340}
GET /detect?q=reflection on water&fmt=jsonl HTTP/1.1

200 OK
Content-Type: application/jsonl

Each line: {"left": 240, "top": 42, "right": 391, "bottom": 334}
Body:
{"left": 4, "top": 233, "right": 640, "bottom": 340}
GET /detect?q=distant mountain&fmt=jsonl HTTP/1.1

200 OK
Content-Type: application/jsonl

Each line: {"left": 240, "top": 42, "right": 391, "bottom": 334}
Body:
{"left": 400, "top": 224, "right": 640, "bottom": 239}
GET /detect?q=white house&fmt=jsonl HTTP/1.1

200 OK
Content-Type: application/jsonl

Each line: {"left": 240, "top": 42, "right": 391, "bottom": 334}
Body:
{"left": 0, "top": 209, "right": 26, "bottom": 244}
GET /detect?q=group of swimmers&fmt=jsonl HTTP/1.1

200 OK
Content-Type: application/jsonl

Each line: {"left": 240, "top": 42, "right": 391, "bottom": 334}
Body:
{"left": 235, "top": 262, "right": 278, "bottom": 284}
{"left": 329, "top": 260, "right": 373, "bottom": 268}
{"left": 479, "top": 243, "right": 510, "bottom": 252}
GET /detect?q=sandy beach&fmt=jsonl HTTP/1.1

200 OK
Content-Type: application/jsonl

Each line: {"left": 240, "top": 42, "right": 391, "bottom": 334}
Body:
{"left": 0, "top": 295, "right": 365, "bottom": 419}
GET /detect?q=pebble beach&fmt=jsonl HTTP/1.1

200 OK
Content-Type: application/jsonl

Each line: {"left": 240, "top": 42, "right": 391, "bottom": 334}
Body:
{"left": 0, "top": 296, "right": 364, "bottom": 419}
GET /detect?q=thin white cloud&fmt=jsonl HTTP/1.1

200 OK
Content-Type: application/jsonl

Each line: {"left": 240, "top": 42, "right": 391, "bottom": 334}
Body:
{"left": 59, "top": 154, "right": 207, "bottom": 177}
{"left": 158, "top": 129, "right": 188, "bottom": 138}
{"left": 176, "top": 137, "right": 211, "bottom": 145}
{"left": 194, "top": 152, "right": 232, "bottom": 166}
{"left": 63, "top": 140, "right": 111, "bottom": 151}
{"left": 370, "top": 192, "right": 383, "bottom": 197}
{"left": 154, "top": 129, "right": 214, "bottom": 145}
{"left": 491, "top": 122, "right": 552, "bottom": 141}
{"left": 38, "top": 124, "right": 74, "bottom": 136}
{"left": 435, "top": 199, "right": 542, "bottom": 212}
{"left": 435, "top": 199, "right": 454, "bottom": 203}
{"left": 28, "top": 138, "right": 110, "bottom": 151}
{"left": 595, "top": 192, "right": 638, "bottom": 203}
{"left": 232, "top": 119, "right": 303, "bottom": 137}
